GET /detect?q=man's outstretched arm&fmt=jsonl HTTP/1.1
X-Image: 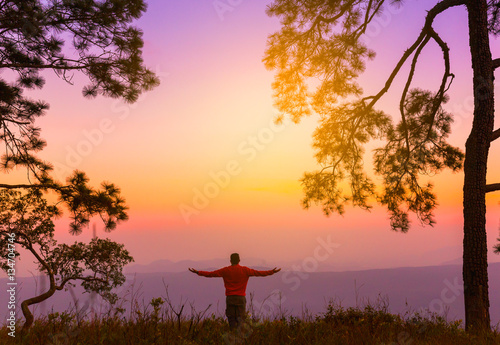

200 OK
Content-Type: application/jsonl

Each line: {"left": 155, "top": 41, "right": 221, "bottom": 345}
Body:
{"left": 246, "top": 267, "right": 281, "bottom": 277}
{"left": 188, "top": 267, "right": 223, "bottom": 277}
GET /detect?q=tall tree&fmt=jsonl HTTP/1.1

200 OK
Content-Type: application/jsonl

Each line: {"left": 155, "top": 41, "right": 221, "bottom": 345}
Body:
{"left": 0, "top": 0, "right": 159, "bottom": 328}
{"left": 264, "top": 0, "right": 499, "bottom": 332}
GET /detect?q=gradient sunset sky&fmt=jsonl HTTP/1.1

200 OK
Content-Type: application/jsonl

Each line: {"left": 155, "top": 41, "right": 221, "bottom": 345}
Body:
{"left": 5, "top": 0, "right": 500, "bottom": 276}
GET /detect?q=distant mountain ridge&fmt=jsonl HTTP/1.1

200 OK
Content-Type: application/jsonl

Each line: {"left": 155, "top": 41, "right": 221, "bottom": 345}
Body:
{"left": 6, "top": 251, "right": 500, "bottom": 278}
{"left": 122, "top": 253, "right": 500, "bottom": 275}
{"left": 2, "top": 263, "right": 500, "bottom": 327}
{"left": 123, "top": 257, "right": 312, "bottom": 274}
{"left": 123, "top": 257, "right": 371, "bottom": 274}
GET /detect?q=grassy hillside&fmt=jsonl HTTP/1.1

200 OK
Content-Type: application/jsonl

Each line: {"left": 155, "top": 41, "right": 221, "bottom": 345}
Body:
{"left": 1, "top": 301, "right": 499, "bottom": 345}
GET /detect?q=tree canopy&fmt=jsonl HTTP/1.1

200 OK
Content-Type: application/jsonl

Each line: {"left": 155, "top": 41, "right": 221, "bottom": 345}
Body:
{"left": 264, "top": 0, "right": 499, "bottom": 332}
{"left": 0, "top": 189, "right": 133, "bottom": 329}
{"left": 263, "top": 0, "right": 468, "bottom": 231}
{"left": 0, "top": 0, "right": 159, "bottom": 205}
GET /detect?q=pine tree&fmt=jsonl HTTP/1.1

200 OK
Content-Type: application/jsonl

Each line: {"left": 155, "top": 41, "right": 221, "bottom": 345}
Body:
{"left": 264, "top": 0, "right": 499, "bottom": 332}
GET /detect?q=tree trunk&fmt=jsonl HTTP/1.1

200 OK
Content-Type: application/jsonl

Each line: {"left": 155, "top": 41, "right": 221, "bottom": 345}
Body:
{"left": 20, "top": 275, "right": 56, "bottom": 330}
{"left": 463, "top": 0, "right": 494, "bottom": 332}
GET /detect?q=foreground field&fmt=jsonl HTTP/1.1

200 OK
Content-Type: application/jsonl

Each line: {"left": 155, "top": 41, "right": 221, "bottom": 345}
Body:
{"left": 1, "top": 303, "right": 499, "bottom": 344}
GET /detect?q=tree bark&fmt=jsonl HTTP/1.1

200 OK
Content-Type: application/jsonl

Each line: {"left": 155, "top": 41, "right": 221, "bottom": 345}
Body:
{"left": 463, "top": 0, "right": 494, "bottom": 332}
{"left": 20, "top": 274, "right": 56, "bottom": 330}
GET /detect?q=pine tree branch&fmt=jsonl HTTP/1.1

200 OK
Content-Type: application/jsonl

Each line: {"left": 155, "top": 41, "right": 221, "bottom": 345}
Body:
{"left": 492, "top": 128, "right": 500, "bottom": 142}
{"left": 314, "top": 0, "right": 357, "bottom": 25}
{"left": 0, "top": 183, "right": 64, "bottom": 190}
{"left": 353, "top": 0, "right": 385, "bottom": 39}
{"left": 399, "top": 34, "right": 431, "bottom": 152}
{"left": 362, "top": 0, "right": 464, "bottom": 109}
{"left": 493, "top": 58, "right": 500, "bottom": 70}
{"left": 485, "top": 183, "right": 500, "bottom": 193}
{"left": 1, "top": 118, "right": 31, "bottom": 125}
{"left": 0, "top": 62, "right": 101, "bottom": 70}
{"left": 363, "top": 0, "right": 374, "bottom": 32}
{"left": 425, "top": 26, "right": 453, "bottom": 140}
{"left": 361, "top": 31, "right": 428, "bottom": 106}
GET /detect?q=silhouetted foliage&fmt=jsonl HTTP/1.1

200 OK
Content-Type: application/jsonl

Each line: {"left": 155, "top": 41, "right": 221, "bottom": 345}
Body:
{"left": 0, "top": 189, "right": 133, "bottom": 329}
{"left": 0, "top": 0, "right": 158, "bottom": 329}
{"left": 264, "top": 0, "right": 499, "bottom": 332}
{"left": 264, "top": 0, "right": 464, "bottom": 232}
{"left": 0, "top": 0, "right": 159, "bottom": 191}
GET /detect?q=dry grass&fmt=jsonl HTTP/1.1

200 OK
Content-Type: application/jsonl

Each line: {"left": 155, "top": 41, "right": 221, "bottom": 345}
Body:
{"left": 1, "top": 298, "right": 499, "bottom": 345}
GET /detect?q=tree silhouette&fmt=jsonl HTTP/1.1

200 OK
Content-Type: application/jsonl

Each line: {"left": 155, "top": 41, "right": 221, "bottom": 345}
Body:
{"left": 0, "top": 0, "right": 159, "bottom": 184}
{"left": 0, "top": 189, "right": 133, "bottom": 330}
{"left": 264, "top": 0, "right": 499, "bottom": 332}
{"left": 0, "top": 0, "right": 158, "bottom": 329}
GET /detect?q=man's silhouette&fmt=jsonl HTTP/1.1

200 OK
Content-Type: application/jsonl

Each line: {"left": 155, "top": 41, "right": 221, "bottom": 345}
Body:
{"left": 189, "top": 253, "right": 280, "bottom": 330}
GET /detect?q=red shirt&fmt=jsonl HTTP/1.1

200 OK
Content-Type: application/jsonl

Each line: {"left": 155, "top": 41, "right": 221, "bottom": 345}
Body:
{"left": 197, "top": 264, "right": 275, "bottom": 296}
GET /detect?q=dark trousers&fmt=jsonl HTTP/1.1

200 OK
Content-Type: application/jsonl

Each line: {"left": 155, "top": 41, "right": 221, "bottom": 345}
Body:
{"left": 225, "top": 295, "right": 246, "bottom": 330}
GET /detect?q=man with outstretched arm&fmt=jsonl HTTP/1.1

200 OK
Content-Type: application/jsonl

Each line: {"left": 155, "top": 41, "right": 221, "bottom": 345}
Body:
{"left": 189, "top": 253, "right": 281, "bottom": 330}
